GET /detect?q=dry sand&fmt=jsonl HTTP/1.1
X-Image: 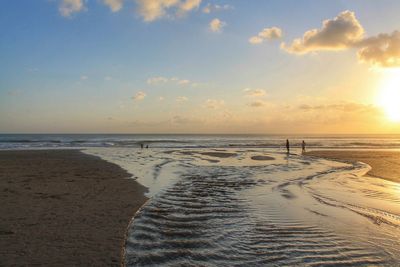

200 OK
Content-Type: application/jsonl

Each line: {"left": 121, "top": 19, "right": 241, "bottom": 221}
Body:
{"left": 306, "top": 150, "right": 400, "bottom": 183}
{"left": 0, "top": 150, "right": 148, "bottom": 266}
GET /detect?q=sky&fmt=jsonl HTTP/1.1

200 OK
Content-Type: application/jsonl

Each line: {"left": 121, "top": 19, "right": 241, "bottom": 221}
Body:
{"left": 1, "top": 0, "right": 400, "bottom": 134}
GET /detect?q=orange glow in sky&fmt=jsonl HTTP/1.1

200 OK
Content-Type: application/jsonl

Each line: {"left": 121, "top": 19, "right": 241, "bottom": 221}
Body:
{"left": 378, "top": 69, "right": 400, "bottom": 122}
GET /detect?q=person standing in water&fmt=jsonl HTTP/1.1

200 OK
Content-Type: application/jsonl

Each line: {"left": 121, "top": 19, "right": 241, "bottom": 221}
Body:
{"left": 302, "top": 140, "right": 306, "bottom": 154}
{"left": 286, "top": 139, "right": 290, "bottom": 154}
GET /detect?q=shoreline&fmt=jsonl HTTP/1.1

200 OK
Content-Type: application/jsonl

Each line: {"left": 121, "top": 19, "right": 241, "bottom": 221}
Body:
{"left": 305, "top": 150, "right": 400, "bottom": 183}
{"left": 0, "top": 150, "right": 148, "bottom": 266}
{"left": 121, "top": 198, "right": 151, "bottom": 266}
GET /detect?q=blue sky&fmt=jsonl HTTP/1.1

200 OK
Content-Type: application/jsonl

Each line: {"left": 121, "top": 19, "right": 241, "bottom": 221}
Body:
{"left": 1, "top": 0, "right": 400, "bottom": 133}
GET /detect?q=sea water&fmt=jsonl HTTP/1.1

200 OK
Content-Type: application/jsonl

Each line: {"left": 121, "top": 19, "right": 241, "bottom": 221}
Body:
{"left": 2, "top": 133, "right": 400, "bottom": 150}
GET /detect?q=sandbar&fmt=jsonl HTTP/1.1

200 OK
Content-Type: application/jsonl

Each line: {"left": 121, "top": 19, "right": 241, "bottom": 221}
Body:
{"left": 306, "top": 150, "right": 400, "bottom": 183}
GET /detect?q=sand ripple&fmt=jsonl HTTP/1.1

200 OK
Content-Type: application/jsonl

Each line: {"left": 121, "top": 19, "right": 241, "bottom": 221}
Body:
{"left": 84, "top": 148, "right": 400, "bottom": 266}
{"left": 124, "top": 152, "right": 399, "bottom": 266}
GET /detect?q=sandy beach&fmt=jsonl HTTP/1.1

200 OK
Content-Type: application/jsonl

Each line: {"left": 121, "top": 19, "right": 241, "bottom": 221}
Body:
{"left": 0, "top": 150, "right": 148, "bottom": 266}
{"left": 306, "top": 150, "right": 400, "bottom": 183}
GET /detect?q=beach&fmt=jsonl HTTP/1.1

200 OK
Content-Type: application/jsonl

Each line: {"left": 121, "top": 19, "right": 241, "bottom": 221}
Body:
{"left": 1, "top": 141, "right": 400, "bottom": 266}
{"left": 306, "top": 150, "right": 400, "bottom": 183}
{"left": 0, "top": 150, "right": 148, "bottom": 266}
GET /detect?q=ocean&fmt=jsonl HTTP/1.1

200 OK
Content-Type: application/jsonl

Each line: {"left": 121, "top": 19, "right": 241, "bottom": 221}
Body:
{"left": 2, "top": 134, "right": 400, "bottom": 265}
{"left": 1, "top": 133, "right": 400, "bottom": 150}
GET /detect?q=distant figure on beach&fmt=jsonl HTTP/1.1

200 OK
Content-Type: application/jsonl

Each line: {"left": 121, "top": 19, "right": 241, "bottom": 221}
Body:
{"left": 146, "top": 145, "right": 149, "bottom": 149}
{"left": 286, "top": 139, "right": 290, "bottom": 154}
{"left": 140, "top": 143, "right": 143, "bottom": 149}
{"left": 302, "top": 140, "right": 306, "bottom": 153}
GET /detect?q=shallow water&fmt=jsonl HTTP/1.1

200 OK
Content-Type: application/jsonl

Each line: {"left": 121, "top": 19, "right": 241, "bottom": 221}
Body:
{"left": 85, "top": 148, "right": 400, "bottom": 266}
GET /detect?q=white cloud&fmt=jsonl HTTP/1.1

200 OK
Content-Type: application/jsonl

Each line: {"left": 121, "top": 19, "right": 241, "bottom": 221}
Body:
{"left": 176, "top": 96, "right": 188, "bottom": 102}
{"left": 132, "top": 91, "right": 146, "bottom": 101}
{"left": 158, "top": 96, "right": 165, "bottom": 101}
{"left": 209, "top": 18, "right": 226, "bottom": 33}
{"left": 103, "top": 0, "right": 123, "bottom": 12}
{"left": 202, "top": 3, "right": 233, "bottom": 14}
{"left": 204, "top": 99, "right": 225, "bottom": 109}
{"left": 177, "top": 79, "right": 190, "bottom": 85}
{"left": 202, "top": 4, "right": 211, "bottom": 14}
{"left": 59, "top": 0, "right": 85, "bottom": 17}
{"left": 259, "top": 27, "right": 282, "bottom": 39}
{"left": 135, "top": 0, "right": 201, "bottom": 22}
{"left": 147, "top": 76, "right": 169, "bottom": 85}
{"left": 80, "top": 75, "right": 88, "bottom": 80}
{"left": 135, "top": 0, "right": 179, "bottom": 22}
{"left": 280, "top": 10, "right": 400, "bottom": 68}
{"left": 248, "top": 100, "right": 267, "bottom": 107}
{"left": 249, "top": 36, "right": 263, "bottom": 45}
{"left": 178, "top": 0, "right": 201, "bottom": 15}
{"left": 281, "top": 10, "right": 364, "bottom": 54}
{"left": 249, "top": 27, "right": 282, "bottom": 45}
{"left": 244, "top": 91, "right": 271, "bottom": 107}
{"left": 356, "top": 31, "right": 400, "bottom": 67}
{"left": 147, "top": 76, "right": 196, "bottom": 86}
{"left": 104, "top": 76, "right": 112, "bottom": 81}
{"left": 243, "top": 88, "right": 267, "bottom": 97}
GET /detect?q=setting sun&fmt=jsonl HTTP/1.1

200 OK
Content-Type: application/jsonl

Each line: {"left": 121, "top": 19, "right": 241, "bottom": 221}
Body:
{"left": 378, "top": 70, "right": 400, "bottom": 122}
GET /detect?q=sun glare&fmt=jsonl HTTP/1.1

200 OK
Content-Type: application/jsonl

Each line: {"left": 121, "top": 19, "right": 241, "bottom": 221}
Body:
{"left": 378, "top": 69, "right": 400, "bottom": 122}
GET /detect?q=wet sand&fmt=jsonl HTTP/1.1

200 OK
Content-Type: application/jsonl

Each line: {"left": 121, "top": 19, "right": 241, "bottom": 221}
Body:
{"left": 250, "top": 155, "right": 275, "bottom": 161}
{"left": 0, "top": 150, "right": 148, "bottom": 266}
{"left": 199, "top": 152, "right": 238, "bottom": 158}
{"left": 306, "top": 150, "right": 400, "bottom": 183}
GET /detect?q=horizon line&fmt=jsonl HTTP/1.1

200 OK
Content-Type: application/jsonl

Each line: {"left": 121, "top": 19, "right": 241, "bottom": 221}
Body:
{"left": 1, "top": 133, "right": 400, "bottom": 136}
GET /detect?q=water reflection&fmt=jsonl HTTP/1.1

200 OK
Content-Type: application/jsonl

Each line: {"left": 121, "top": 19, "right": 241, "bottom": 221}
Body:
{"left": 85, "top": 148, "right": 400, "bottom": 266}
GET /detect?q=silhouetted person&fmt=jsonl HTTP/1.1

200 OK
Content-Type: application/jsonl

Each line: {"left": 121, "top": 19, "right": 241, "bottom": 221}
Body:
{"left": 286, "top": 139, "right": 290, "bottom": 154}
{"left": 146, "top": 145, "right": 149, "bottom": 149}
{"left": 140, "top": 143, "right": 143, "bottom": 149}
{"left": 302, "top": 140, "right": 306, "bottom": 153}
